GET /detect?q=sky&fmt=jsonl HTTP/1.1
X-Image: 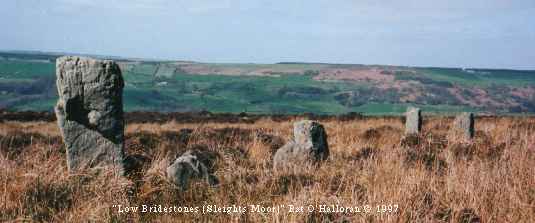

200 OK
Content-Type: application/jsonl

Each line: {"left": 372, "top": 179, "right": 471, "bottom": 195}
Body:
{"left": 1, "top": 0, "right": 535, "bottom": 69}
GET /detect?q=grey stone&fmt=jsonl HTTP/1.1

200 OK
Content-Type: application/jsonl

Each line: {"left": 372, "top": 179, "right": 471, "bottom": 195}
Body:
{"left": 405, "top": 107, "right": 422, "bottom": 135}
{"left": 453, "top": 112, "right": 475, "bottom": 140}
{"left": 273, "top": 120, "right": 329, "bottom": 170}
{"left": 55, "top": 56, "right": 125, "bottom": 173}
{"left": 166, "top": 150, "right": 218, "bottom": 190}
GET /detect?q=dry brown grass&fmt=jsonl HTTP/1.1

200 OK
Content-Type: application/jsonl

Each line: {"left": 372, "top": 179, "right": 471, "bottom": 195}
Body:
{"left": 1, "top": 116, "right": 535, "bottom": 222}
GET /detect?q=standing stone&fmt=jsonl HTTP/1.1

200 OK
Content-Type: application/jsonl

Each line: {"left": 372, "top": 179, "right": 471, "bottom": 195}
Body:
{"left": 405, "top": 107, "right": 422, "bottom": 135}
{"left": 55, "top": 56, "right": 125, "bottom": 173}
{"left": 273, "top": 120, "right": 329, "bottom": 170}
{"left": 452, "top": 112, "right": 475, "bottom": 140}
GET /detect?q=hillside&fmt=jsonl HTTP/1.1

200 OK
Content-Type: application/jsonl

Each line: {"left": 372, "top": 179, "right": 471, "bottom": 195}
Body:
{"left": 2, "top": 115, "right": 535, "bottom": 221}
{"left": 1, "top": 51, "right": 535, "bottom": 115}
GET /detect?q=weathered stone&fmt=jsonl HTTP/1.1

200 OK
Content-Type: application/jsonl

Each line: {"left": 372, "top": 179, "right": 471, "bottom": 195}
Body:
{"left": 405, "top": 107, "right": 422, "bottom": 135}
{"left": 273, "top": 120, "right": 329, "bottom": 170}
{"left": 166, "top": 150, "right": 218, "bottom": 190}
{"left": 452, "top": 112, "right": 475, "bottom": 140}
{"left": 55, "top": 56, "right": 125, "bottom": 173}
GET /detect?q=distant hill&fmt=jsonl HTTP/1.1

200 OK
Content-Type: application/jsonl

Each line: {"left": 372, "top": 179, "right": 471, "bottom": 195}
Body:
{"left": 1, "top": 51, "right": 534, "bottom": 115}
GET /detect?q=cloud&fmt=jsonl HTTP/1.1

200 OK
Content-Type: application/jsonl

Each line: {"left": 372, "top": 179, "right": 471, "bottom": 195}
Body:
{"left": 180, "top": 0, "right": 232, "bottom": 13}
{"left": 51, "top": 0, "right": 173, "bottom": 14}
{"left": 50, "top": 0, "right": 239, "bottom": 15}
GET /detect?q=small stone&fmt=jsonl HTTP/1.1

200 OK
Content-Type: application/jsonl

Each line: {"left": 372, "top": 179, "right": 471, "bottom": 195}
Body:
{"left": 452, "top": 112, "right": 475, "bottom": 140}
{"left": 273, "top": 120, "right": 329, "bottom": 170}
{"left": 405, "top": 107, "right": 422, "bottom": 135}
{"left": 166, "top": 150, "right": 218, "bottom": 190}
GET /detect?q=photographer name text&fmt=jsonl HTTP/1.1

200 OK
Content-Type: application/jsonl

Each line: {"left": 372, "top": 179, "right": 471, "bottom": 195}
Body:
{"left": 111, "top": 204, "right": 399, "bottom": 215}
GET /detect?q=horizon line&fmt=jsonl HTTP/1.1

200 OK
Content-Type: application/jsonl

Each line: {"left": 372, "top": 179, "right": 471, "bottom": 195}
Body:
{"left": 1, "top": 48, "right": 534, "bottom": 71}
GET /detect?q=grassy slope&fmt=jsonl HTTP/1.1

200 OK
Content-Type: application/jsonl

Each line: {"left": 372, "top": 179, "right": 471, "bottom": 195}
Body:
{"left": 0, "top": 60, "right": 55, "bottom": 79}
{"left": 416, "top": 67, "right": 535, "bottom": 87}
{"left": 1, "top": 53, "right": 535, "bottom": 114}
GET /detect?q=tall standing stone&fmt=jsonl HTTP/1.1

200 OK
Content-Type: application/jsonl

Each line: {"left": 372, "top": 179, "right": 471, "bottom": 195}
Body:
{"left": 55, "top": 56, "right": 125, "bottom": 173}
{"left": 405, "top": 107, "right": 422, "bottom": 135}
{"left": 452, "top": 112, "right": 475, "bottom": 140}
{"left": 273, "top": 120, "right": 329, "bottom": 170}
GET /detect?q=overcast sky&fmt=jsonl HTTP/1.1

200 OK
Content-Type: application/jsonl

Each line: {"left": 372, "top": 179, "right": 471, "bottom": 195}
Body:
{"left": 2, "top": 0, "right": 534, "bottom": 69}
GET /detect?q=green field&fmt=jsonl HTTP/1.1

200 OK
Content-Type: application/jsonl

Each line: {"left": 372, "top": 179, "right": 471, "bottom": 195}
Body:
{"left": 1, "top": 51, "right": 534, "bottom": 115}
